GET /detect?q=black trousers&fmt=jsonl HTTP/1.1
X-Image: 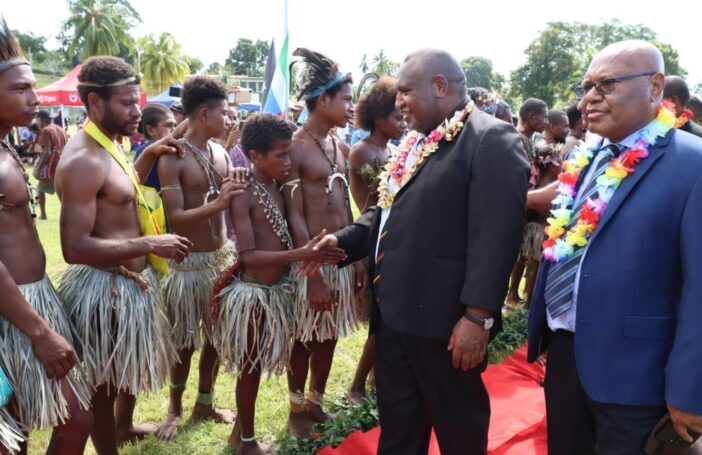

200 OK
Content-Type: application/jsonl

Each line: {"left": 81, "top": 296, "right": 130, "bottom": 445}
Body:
{"left": 375, "top": 323, "right": 490, "bottom": 455}
{"left": 544, "top": 330, "right": 666, "bottom": 455}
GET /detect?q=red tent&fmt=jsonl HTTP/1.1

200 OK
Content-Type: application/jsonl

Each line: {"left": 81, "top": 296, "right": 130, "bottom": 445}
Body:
{"left": 37, "top": 64, "right": 147, "bottom": 106}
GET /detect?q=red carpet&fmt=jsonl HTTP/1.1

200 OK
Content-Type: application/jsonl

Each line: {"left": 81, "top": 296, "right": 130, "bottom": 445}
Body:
{"left": 317, "top": 344, "right": 547, "bottom": 455}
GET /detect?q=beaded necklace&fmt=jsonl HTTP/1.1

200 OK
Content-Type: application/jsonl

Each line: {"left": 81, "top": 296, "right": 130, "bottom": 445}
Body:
{"left": 246, "top": 173, "right": 293, "bottom": 250}
{"left": 0, "top": 140, "right": 37, "bottom": 218}
{"left": 181, "top": 138, "right": 225, "bottom": 236}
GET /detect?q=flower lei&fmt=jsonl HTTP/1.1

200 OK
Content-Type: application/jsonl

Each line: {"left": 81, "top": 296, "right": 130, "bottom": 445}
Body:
{"left": 377, "top": 102, "right": 474, "bottom": 209}
{"left": 542, "top": 102, "right": 676, "bottom": 263}
{"left": 675, "top": 108, "right": 693, "bottom": 128}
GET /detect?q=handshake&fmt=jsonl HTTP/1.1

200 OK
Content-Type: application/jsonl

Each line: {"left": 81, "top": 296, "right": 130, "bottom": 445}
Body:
{"left": 296, "top": 232, "right": 343, "bottom": 276}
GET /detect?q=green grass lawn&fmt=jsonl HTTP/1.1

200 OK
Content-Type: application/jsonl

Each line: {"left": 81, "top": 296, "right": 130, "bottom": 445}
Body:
{"left": 34, "top": 73, "right": 60, "bottom": 90}
{"left": 26, "top": 174, "right": 367, "bottom": 455}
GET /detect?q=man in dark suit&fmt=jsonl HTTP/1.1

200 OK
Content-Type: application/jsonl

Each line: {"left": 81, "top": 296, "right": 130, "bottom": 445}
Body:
{"left": 309, "top": 49, "right": 529, "bottom": 454}
{"left": 528, "top": 40, "right": 702, "bottom": 454}
{"left": 664, "top": 75, "right": 702, "bottom": 138}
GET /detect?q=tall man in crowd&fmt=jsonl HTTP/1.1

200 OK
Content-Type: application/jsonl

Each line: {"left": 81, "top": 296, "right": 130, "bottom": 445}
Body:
{"left": 56, "top": 56, "right": 192, "bottom": 455}
{"left": 516, "top": 98, "right": 549, "bottom": 162}
{"left": 0, "top": 18, "right": 92, "bottom": 455}
{"left": 310, "top": 49, "right": 529, "bottom": 454}
{"left": 528, "top": 40, "right": 702, "bottom": 454}
{"left": 537, "top": 109, "right": 569, "bottom": 146}
{"left": 32, "top": 109, "right": 67, "bottom": 220}
{"left": 281, "top": 48, "right": 365, "bottom": 437}
{"left": 505, "top": 97, "right": 549, "bottom": 306}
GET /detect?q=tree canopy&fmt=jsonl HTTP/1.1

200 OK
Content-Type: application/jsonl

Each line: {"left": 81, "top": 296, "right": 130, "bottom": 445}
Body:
{"left": 225, "top": 38, "right": 270, "bottom": 76}
{"left": 62, "top": 0, "right": 141, "bottom": 61}
{"left": 509, "top": 20, "right": 686, "bottom": 107}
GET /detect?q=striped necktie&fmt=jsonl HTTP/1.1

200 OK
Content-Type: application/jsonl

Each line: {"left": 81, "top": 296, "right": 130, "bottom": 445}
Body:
{"left": 372, "top": 229, "right": 388, "bottom": 303}
{"left": 372, "top": 136, "right": 425, "bottom": 302}
{"left": 544, "top": 143, "right": 621, "bottom": 319}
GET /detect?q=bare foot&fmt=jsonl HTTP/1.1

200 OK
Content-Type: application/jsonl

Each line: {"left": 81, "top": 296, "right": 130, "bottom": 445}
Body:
{"left": 38, "top": 215, "right": 47, "bottom": 220}
{"left": 229, "top": 424, "right": 273, "bottom": 454}
{"left": 287, "top": 411, "right": 312, "bottom": 438}
{"left": 504, "top": 294, "right": 520, "bottom": 306}
{"left": 237, "top": 440, "right": 273, "bottom": 455}
{"left": 155, "top": 413, "right": 181, "bottom": 442}
{"left": 191, "top": 403, "right": 235, "bottom": 424}
{"left": 116, "top": 422, "right": 158, "bottom": 447}
{"left": 305, "top": 402, "right": 334, "bottom": 423}
{"left": 345, "top": 388, "right": 366, "bottom": 406}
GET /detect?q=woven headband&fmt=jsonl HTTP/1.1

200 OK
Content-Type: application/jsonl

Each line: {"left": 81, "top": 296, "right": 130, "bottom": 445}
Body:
{"left": 0, "top": 58, "right": 29, "bottom": 74}
{"left": 305, "top": 72, "right": 346, "bottom": 100}
{"left": 77, "top": 76, "right": 139, "bottom": 88}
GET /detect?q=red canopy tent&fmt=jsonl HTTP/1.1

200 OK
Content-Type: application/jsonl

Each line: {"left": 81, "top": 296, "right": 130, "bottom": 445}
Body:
{"left": 36, "top": 64, "right": 147, "bottom": 106}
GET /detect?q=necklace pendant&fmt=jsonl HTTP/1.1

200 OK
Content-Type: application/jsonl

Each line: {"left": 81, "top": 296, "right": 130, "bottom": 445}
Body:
{"left": 205, "top": 187, "right": 219, "bottom": 200}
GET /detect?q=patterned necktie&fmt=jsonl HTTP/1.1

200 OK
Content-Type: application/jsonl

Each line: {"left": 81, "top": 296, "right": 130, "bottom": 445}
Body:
{"left": 372, "top": 229, "right": 388, "bottom": 303}
{"left": 372, "top": 136, "right": 425, "bottom": 303}
{"left": 544, "top": 144, "right": 621, "bottom": 319}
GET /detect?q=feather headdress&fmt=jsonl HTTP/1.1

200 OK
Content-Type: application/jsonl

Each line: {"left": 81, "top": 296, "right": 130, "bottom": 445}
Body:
{"left": 293, "top": 48, "right": 349, "bottom": 100}
{"left": 0, "top": 16, "right": 29, "bottom": 74}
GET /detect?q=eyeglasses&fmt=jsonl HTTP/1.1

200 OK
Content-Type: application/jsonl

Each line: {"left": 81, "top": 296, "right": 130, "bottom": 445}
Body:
{"left": 573, "top": 72, "right": 656, "bottom": 100}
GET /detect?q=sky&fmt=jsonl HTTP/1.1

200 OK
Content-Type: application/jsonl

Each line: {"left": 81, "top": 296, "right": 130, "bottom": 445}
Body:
{"left": 4, "top": 0, "right": 702, "bottom": 92}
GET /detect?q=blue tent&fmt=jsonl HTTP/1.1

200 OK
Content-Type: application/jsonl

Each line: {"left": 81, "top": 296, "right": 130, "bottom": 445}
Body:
{"left": 238, "top": 103, "right": 261, "bottom": 112}
{"left": 147, "top": 83, "right": 182, "bottom": 107}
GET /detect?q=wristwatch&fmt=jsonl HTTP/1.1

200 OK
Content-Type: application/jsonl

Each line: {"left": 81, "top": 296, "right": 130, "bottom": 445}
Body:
{"left": 463, "top": 312, "right": 495, "bottom": 330}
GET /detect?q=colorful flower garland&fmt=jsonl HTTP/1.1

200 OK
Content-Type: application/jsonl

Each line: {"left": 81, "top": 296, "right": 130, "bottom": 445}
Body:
{"left": 675, "top": 108, "right": 693, "bottom": 128}
{"left": 542, "top": 102, "right": 676, "bottom": 263}
{"left": 377, "top": 102, "right": 474, "bottom": 209}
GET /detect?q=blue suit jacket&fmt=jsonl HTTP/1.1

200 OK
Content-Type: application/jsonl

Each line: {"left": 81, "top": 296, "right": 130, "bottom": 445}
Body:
{"left": 527, "top": 129, "right": 702, "bottom": 414}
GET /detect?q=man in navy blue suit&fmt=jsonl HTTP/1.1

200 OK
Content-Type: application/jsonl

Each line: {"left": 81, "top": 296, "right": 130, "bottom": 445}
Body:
{"left": 528, "top": 40, "right": 702, "bottom": 454}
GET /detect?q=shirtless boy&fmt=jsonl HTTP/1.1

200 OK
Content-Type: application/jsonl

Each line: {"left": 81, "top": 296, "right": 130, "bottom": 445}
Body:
{"left": 282, "top": 48, "right": 366, "bottom": 436}
{"left": 211, "top": 113, "right": 346, "bottom": 454}
{"left": 155, "top": 75, "right": 246, "bottom": 440}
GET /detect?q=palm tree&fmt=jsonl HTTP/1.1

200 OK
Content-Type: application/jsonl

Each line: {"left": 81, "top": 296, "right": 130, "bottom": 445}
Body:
{"left": 63, "top": 0, "right": 141, "bottom": 61}
{"left": 137, "top": 33, "right": 190, "bottom": 94}
{"left": 372, "top": 50, "right": 398, "bottom": 76}
{"left": 359, "top": 53, "right": 369, "bottom": 74}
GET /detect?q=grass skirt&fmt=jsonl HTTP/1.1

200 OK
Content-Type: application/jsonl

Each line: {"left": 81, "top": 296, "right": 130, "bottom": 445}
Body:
{"left": 0, "top": 276, "right": 91, "bottom": 429}
{"left": 211, "top": 273, "right": 295, "bottom": 377}
{"left": 59, "top": 265, "right": 177, "bottom": 395}
{"left": 295, "top": 264, "right": 358, "bottom": 343}
{"left": 161, "top": 242, "right": 235, "bottom": 350}
{"left": 520, "top": 221, "right": 546, "bottom": 262}
{"left": 0, "top": 407, "right": 22, "bottom": 452}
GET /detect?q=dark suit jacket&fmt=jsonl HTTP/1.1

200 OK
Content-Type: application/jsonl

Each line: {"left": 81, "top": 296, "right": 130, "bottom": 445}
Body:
{"left": 527, "top": 129, "right": 702, "bottom": 414}
{"left": 336, "top": 107, "right": 530, "bottom": 341}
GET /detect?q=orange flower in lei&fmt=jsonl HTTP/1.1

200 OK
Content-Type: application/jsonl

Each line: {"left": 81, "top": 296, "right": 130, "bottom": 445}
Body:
{"left": 674, "top": 108, "right": 693, "bottom": 128}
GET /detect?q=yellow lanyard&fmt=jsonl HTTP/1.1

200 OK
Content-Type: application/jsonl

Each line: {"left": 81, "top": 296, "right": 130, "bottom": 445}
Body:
{"left": 83, "top": 121, "right": 160, "bottom": 235}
